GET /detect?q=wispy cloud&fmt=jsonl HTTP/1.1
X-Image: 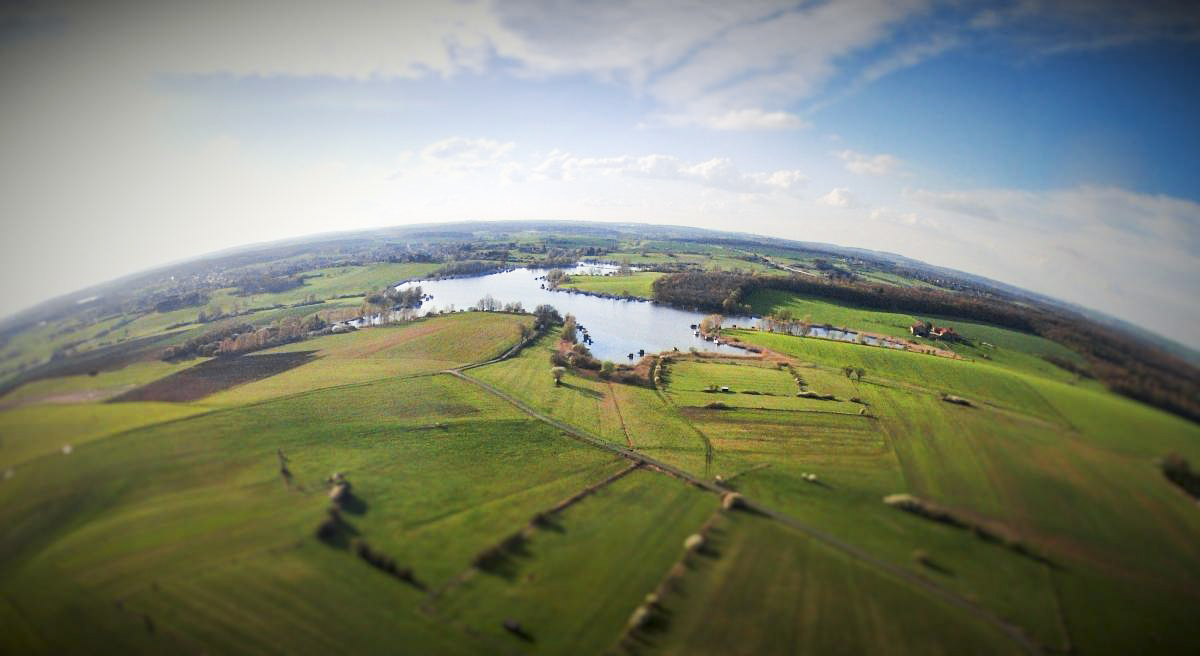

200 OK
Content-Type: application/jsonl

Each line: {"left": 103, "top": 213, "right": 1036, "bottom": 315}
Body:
{"left": 898, "top": 185, "right": 1200, "bottom": 344}
{"left": 837, "top": 149, "right": 901, "bottom": 175}
{"left": 659, "top": 109, "right": 811, "bottom": 131}
{"left": 818, "top": 187, "right": 856, "bottom": 208}
{"left": 420, "top": 137, "right": 515, "bottom": 172}
{"left": 530, "top": 150, "right": 805, "bottom": 194}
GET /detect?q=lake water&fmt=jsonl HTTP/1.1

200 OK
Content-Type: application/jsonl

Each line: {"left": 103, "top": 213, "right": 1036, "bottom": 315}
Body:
{"left": 393, "top": 264, "right": 755, "bottom": 362}
{"left": 775, "top": 323, "right": 908, "bottom": 350}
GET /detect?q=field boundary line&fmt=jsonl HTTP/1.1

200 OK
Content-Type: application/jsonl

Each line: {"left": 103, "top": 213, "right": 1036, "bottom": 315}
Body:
{"left": 446, "top": 368, "right": 1042, "bottom": 655}
{"left": 607, "top": 382, "right": 635, "bottom": 447}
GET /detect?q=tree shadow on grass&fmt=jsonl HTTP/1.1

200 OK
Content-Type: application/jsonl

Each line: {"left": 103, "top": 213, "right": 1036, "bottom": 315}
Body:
{"left": 531, "top": 513, "right": 566, "bottom": 533}
{"left": 315, "top": 512, "right": 360, "bottom": 550}
{"left": 338, "top": 493, "right": 369, "bottom": 516}
{"left": 475, "top": 536, "right": 534, "bottom": 581}
{"left": 560, "top": 381, "right": 604, "bottom": 399}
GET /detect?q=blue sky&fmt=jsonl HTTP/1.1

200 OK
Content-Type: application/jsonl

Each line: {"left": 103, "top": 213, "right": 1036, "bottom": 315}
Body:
{"left": 1, "top": 0, "right": 1197, "bottom": 346}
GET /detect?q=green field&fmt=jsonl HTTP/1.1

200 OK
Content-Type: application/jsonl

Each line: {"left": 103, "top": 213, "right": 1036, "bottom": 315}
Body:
{"left": 202, "top": 312, "right": 532, "bottom": 406}
{"left": 2, "top": 274, "right": 1199, "bottom": 655}
{"left": 559, "top": 271, "right": 663, "bottom": 298}
{"left": 748, "top": 288, "right": 1091, "bottom": 383}
{"left": 646, "top": 511, "right": 1024, "bottom": 656}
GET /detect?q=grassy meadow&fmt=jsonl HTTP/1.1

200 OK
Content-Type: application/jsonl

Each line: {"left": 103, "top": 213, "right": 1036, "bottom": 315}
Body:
{"left": 559, "top": 272, "right": 663, "bottom": 298}
{"left": 2, "top": 287, "right": 1198, "bottom": 655}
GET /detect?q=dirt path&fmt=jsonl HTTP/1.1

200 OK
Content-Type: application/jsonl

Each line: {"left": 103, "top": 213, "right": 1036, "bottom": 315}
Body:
{"left": 445, "top": 368, "right": 1042, "bottom": 655}
{"left": 607, "top": 382, "right": 635, "bottom": 448}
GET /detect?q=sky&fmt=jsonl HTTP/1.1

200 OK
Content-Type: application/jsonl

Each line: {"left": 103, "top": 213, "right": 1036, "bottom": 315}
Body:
{"left": 1, "top": 0, "right": 1198, "bottom": 346}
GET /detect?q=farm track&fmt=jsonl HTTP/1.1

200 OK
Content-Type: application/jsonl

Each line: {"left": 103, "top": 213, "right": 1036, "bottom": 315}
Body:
{"left": 607, "top": 382, "right": 635, "bottom": 447}
{"left": 446, "top": 367, "right": 1043, "bottom": 655}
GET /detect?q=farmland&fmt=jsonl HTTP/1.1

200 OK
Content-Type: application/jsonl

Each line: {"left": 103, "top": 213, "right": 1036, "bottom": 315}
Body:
{"left": 1, "top": 226, "right": 1198, "bottom": 655}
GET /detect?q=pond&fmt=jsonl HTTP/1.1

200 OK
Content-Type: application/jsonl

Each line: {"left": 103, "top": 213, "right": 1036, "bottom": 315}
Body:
{"left": 767, "top": 322, "right": 908, "bottom": 350}
{"left": 393, "top": 264, "right": 755, "bottom": 362}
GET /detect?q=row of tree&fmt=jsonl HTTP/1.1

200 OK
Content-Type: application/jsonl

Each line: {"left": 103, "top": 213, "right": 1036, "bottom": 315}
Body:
{"left": 161, "top": 314, "right": 327, "bottom": 360}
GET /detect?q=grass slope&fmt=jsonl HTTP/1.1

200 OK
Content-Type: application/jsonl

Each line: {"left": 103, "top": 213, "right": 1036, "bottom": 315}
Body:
{"left": 435, "top": 470, "right": 715, "bottom": 653}
{"left": 644, "top": 511, "right": 1024, "bottom": 656}
{"left": 747, "top": 288, "right": 1090, "bottom": 382}
{"left": 0, "top": 374, "right": 620, "bottom": 653}
{"left": 202, "top": 312, "right": 531, "bottom": 405}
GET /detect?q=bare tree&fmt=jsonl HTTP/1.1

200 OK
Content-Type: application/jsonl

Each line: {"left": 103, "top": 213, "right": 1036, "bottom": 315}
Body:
{"left": 561, "top": 314, "right": 578, "bottom": 343}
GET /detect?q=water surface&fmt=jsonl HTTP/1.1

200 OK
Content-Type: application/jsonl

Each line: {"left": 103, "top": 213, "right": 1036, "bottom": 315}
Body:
{"left": 395, "top": 264, "right": 754, "bottom": 362}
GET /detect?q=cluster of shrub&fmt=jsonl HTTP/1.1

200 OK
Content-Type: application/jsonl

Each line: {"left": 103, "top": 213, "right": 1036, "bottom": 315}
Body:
{"left": 161, "top": 314, "right": 326, "bottom": 360}
{"left": 652, "top": 270, "right": 1200, "bottom": 423}
{"left": 1161, "top": 453, "right": 1200, "bottom": 500}
{"left": 152, "top": 291, "right": 209, "bottom": 313}
{"left": 429, "top": 260, "right": 507, "bottom": 278}
{"left": 551, "top": 343, "right": 601, "bottom": 371}
{"left": 233, "top": 271, "right": 306, "bottom": 295}
{"left": 364, "top": 285, "right": 424, "bottom": 310}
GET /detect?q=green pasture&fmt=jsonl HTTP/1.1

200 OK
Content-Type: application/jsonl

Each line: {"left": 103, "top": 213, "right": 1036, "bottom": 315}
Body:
{"left": 0, "top": 374, "right": 622, "bottom": 653}
{"left": 3, "top": 290, "right": 1199, "bottom": 654}
{"left": 746, "top": 288, "right": 1088, "bottom": 382}
{"left": 0, "top": 359, "right": 204, "bottom": 408}
{"left": 558, "top": 272, "right": 662, "bottom": 298}
{"left": 435, "top": 470, "right": 715, "bottom": 653}
{"left": 202, "top": 312, "right": 531, "bottom": 406}
{"left": 644, "top": 511, "right": 1025, "bottom": 656}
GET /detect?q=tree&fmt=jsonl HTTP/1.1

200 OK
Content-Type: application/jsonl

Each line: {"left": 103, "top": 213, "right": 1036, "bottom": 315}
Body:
{"left": 618, "top": 257, "right": 633, "bottom": 277}
{"left": 699, "top": 314, "right": 723, "bottom": 336}
{"left": 600, "top": 360, "right": 615, "bottom": 379}
{"left": 551, "top": 366, "right": 566, "bottom": 386}
{"left": 843, "top": 366, "right": 854, "bottom": 379}
{"left": 533, "top": 304, "right": 561, "bottom": 330}
{"left": 854, "top": 367, "right": 865, "bottom": 382}
{"left": 561, "top": 314, "right": 578, "bottom": 343}
{"left": 474, "top": 294, "right": 501, "bottom": 311}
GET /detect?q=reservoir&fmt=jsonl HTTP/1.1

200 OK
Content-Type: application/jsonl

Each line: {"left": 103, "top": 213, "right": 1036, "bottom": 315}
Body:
{"left": 394, "top": 264, "right": 754, "bottom": 362}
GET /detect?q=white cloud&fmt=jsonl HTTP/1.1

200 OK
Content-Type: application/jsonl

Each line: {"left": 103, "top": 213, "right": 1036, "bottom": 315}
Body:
{"left": 899, "top": 185, "right": 1200, "bottom": 346}
{"left": 905, "top": 188, "right": 1000, "bottom": 221}
{"left": 661, "top": 108, "right": 811, "bottom": 131}
{"left": 420, "top": 137, "right": 515, "bottom": 171}
{"left": 870, "top": 206, "right": 919, "bottom": 225}
{"left": 857, "top": 33, "right": 961, "bottom": 84}
{"left": 529, "top": 150, "right": 805, "bottom": 194}
{"left": 818, "top": 187, "right": 856, "bottom": 208}
{"left": 837, "top": 149, "right": 901, "bottom": 176}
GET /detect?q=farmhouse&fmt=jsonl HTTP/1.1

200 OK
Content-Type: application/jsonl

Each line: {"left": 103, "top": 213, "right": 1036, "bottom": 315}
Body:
{"left": 910, "top": 321, "right": 959, "bottom": 341}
